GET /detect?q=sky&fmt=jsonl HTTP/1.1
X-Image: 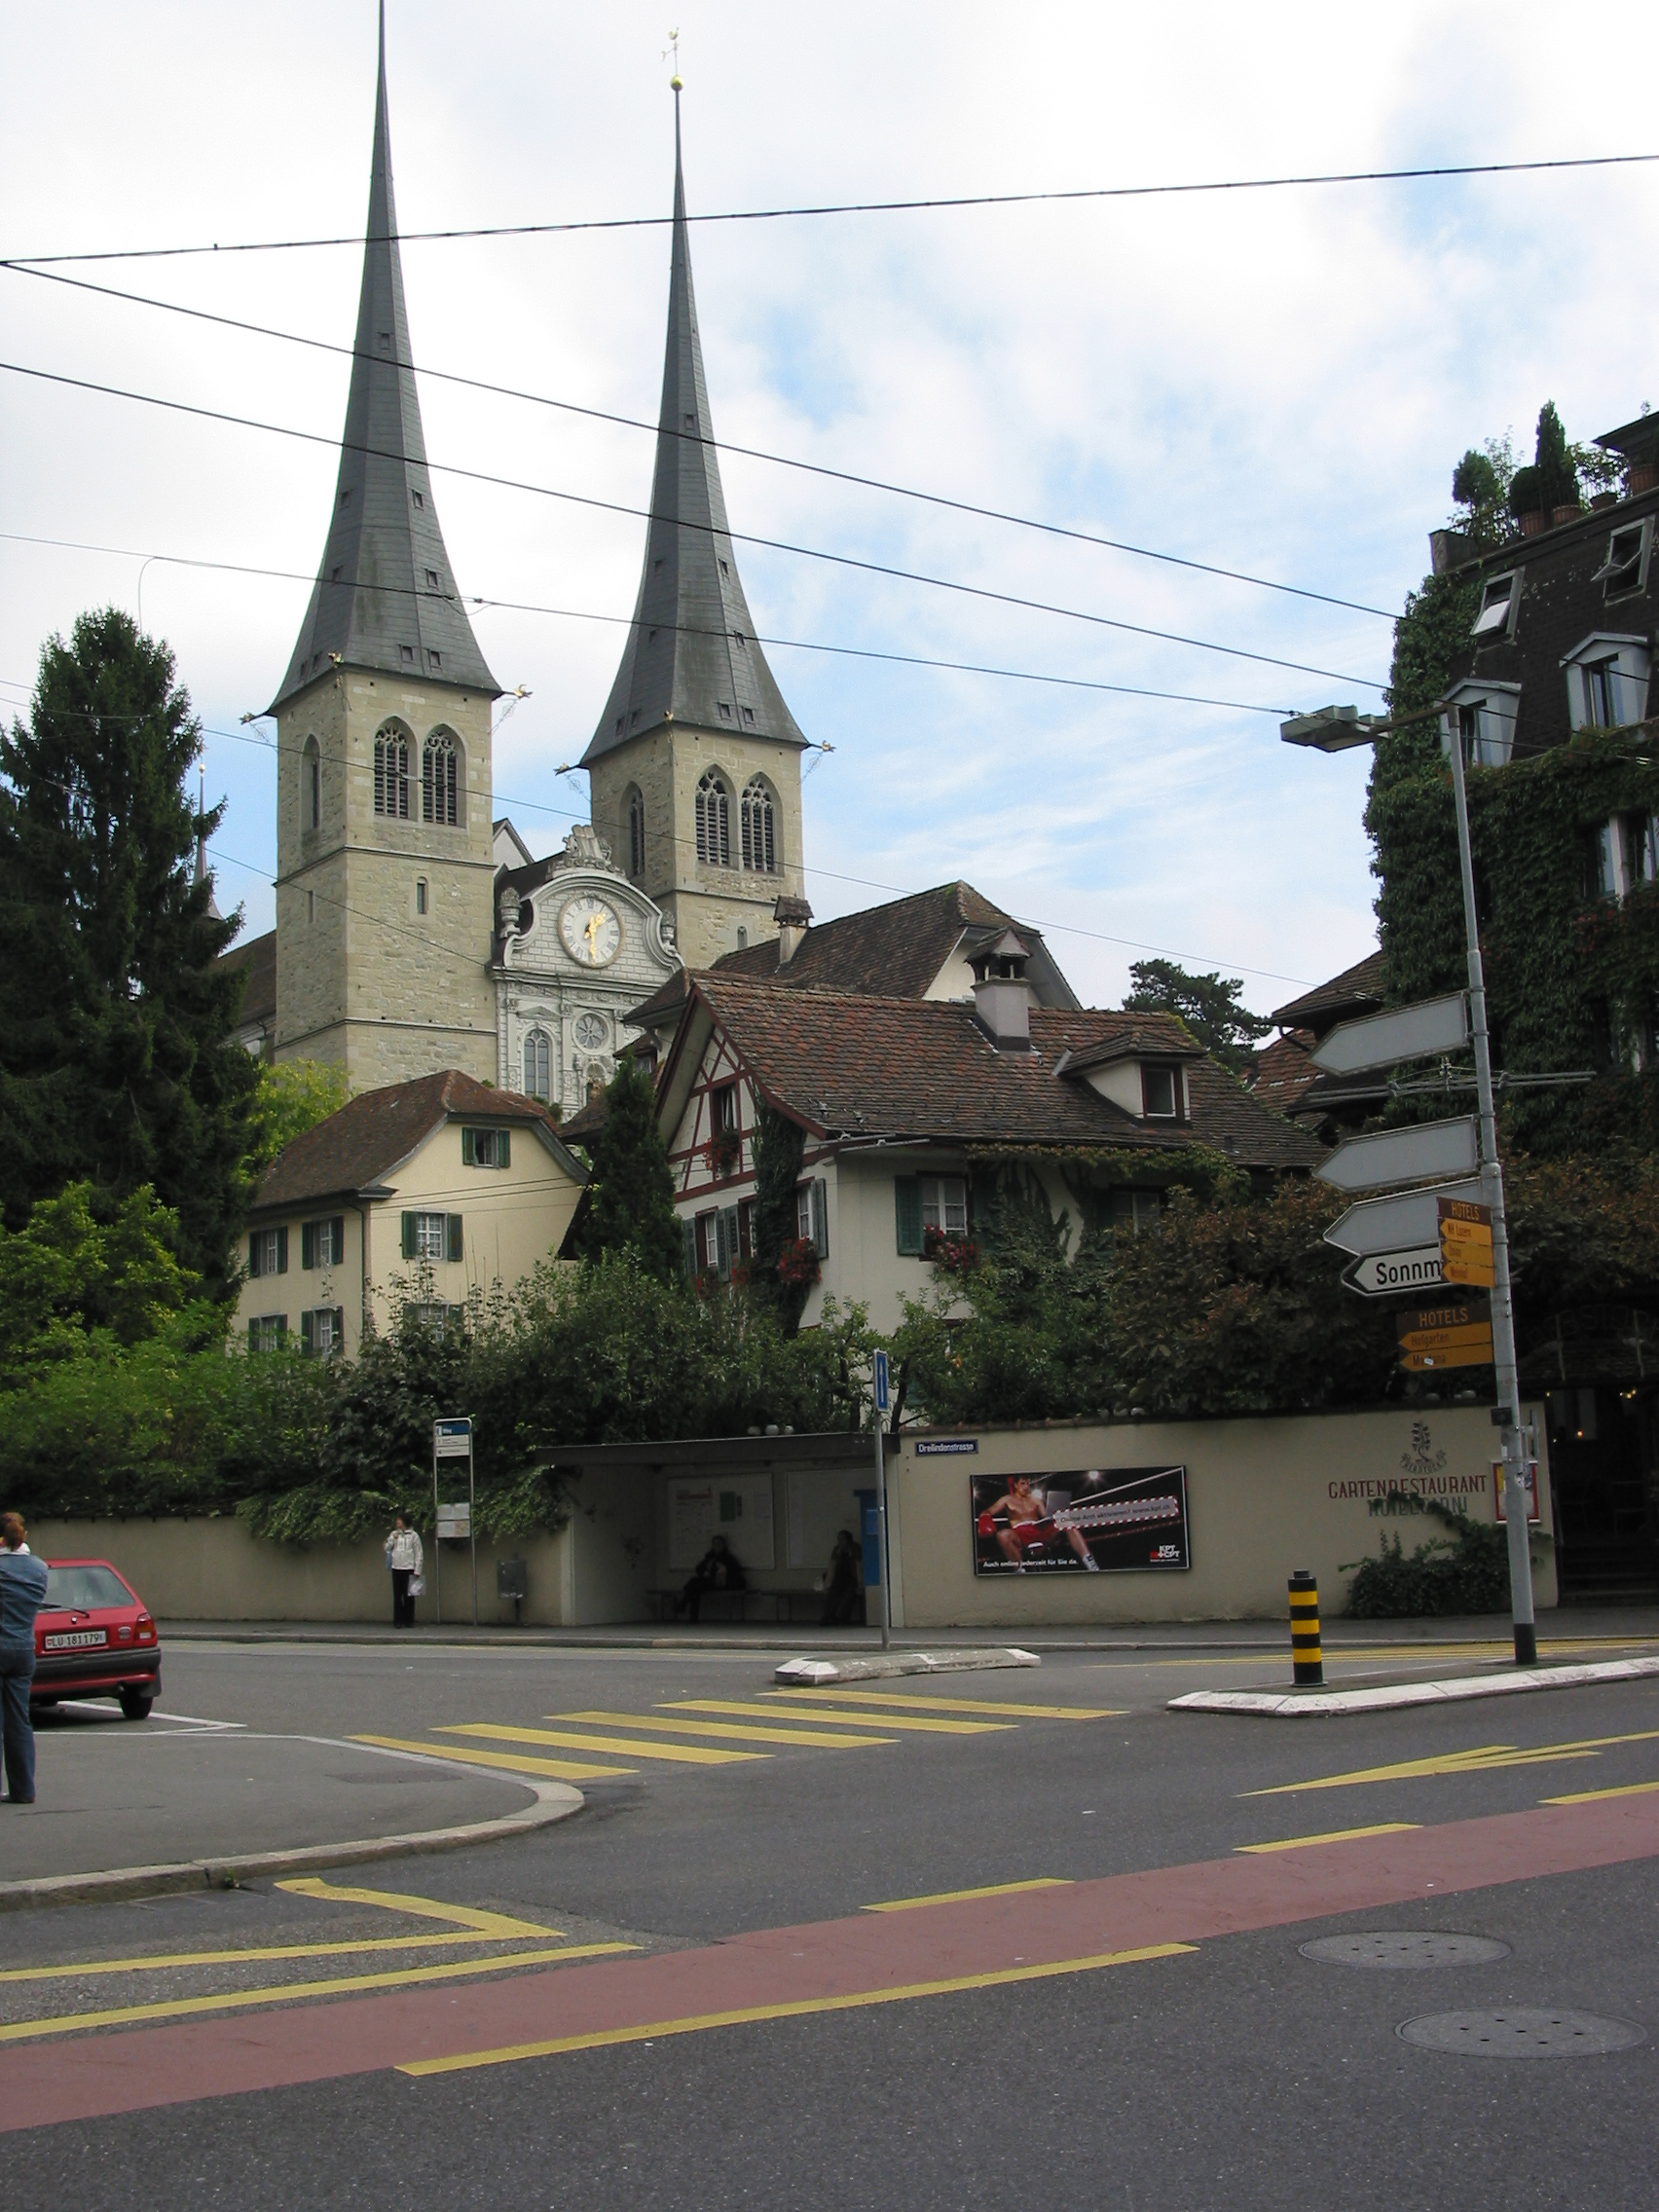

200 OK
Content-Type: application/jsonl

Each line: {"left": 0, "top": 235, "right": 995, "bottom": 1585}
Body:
{"left": 4, "top": 1, "right": 1657, "bottom": 1018}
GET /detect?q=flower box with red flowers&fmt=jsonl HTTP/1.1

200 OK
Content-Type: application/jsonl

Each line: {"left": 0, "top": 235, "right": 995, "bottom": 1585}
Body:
{"left": 923, "top": 1226, "right": 980, "bottom": 1273}
{"left": 776, "top": 1235, "right": 822, "bottom": 1289}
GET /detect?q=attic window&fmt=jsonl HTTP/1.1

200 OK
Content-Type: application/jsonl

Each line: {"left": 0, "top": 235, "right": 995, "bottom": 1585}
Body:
{"left": 1470, "top": 571, "right": 1520, "bottom": 640}
{"left": 732, "top": 631, "right": 746, "bottom": 646}
{"left": 630, "top": 709, "right": 642, "bottom": 727}
{"left": 399, "top": 645, "right": 415, "bottom": 665}
{"left": 338, "top": 488, "right": 351, "bottom": 506}
{"left": 614, "top": 716, "right": 625, "bottom": 735}
{"left": 648, "top": 628, "right": 659, "bottom": 644}
{"left": 424, "top": 569, "right": 439, "bottom": 589}
{"left": 718, "top": 702, "right": 733, "bottom": 720}
{"left": 427, "top": 649, "right": 442, "bottom": 671}
{"left": 1142, "top": 1064, "right": 1181, "bottom": 1120}
{"left": 331, "top": 566, "right": 343, "bottom": 581}
{"left": 411, "top": 490, "right": 424, "bottom": 509}
{"left": 1596, "top": 519, "right": 1651, "bottom": 599}
{"left": 719, "top": 559, "right": 729, "bottom": 578}
{"left": 654, "top": 557, "right": 666, "bottom": 572}
{"left": 742, "top": 707, "right": 756, "bottom": 727}
{"left": 378, "top": 330, "right": 392, "bottom": 354}
{"left": 683, "top": 412, "right": 696, "bottom": 428}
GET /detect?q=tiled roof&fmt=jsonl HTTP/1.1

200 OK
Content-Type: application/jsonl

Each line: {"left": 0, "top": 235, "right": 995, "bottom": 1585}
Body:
{"left": 1270, "top": 949, "right": 1387, "bottom": 1033}
{"left": 220, "top": 929, "right": 276, "bottom": 1027}
{"left": 252, "top": 1069, "right": 581, "bottom": 1211}
{"left": 689, "top": 979, "right": 1325, "bottom": 1169}
{"left": 627, "top": 881, "right": 1081, "bottom": 1031}
{"left": 1247, "top": 1029, "right": 1321, "bottom": 1115}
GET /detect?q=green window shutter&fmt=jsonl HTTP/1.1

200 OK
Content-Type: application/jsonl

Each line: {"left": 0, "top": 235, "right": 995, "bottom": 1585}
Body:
{"left": 682, "top": 1220, "right": 697, "bottom": 1278}
{"left": 331, "top": 1215, "right": 346, "bottom": 1264}
{"left": 498, "top": 1129, "right": 510, "bottom": 1169}
{"left": 461, "top": 1127, "right": 476, "bottom": 1167}
{"left": 719, "top": 1206, "right": 739, "bottom": 1280}
{"left": 248, "top": 1234, "right": 261, "bottom": 1278}
{"left": 276, "top": 1316, "right": 288, "bottom": 1344}
{"left": 301, "top": 1221, "right": 315, "bottom": 1271}
{"left": 895, "top": 1176, "right": 923, "bottom": 1255}
{"left": 248, "top": 1316, "right": 259, "bottom": 1344}
{"left": 401, "top": 1210, "right": 417, "bottom": 1260}
{"left": 811, "top": 1179, "right": 829, "bottom": 1260}
{"left": 333, "top": 1307, "right": 346, "bottom": 1349}
{"left": 276, "top": 1226, "right": 289, "bottom": 1274}
{"left": 447, "top": 1214, "right": 464, "bottom": 1264}
{"left": 300, "top": 1309, "right": 313, "bottom": 1354}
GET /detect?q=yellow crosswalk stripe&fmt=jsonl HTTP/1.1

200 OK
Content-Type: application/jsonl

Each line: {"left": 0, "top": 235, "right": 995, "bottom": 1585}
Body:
{"left": 0, "top": 1944, "right": 636, "bottom": 2046}
{"left": 1236, "top": 1824, "right": 1421, "bottom": 1854}
{"left": 664, "top": 1699, "right": 1009, "bottom": 1736}
{"left": 275, "top": 1878, "right": 559, "bottom": 1936}
{"left": 555, "top": 1710, "right": 898, "bottom": 1750}
{"left": 767, "top": 1689, "right": 1121, "bottom": 1721}
{"left": 1542, "top": 1779, "right": 1659, "bottom": 1805}
{"left": 0, "top": 1931, "right": 527, "bottom": 1984}
{"left": 351, "top": 1732, "right": 633, "bottom": 1782}
{"left": 865, "top": 1878, "right": 1073, "bottom": 1912}
{"left": 439, "top": 1722, "right": 762, "bottom": 1767}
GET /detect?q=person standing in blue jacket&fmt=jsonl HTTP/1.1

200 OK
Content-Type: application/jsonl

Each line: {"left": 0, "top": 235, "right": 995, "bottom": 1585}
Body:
{"left": 0, "top": 1512, "right": 49, "bottom": 1805}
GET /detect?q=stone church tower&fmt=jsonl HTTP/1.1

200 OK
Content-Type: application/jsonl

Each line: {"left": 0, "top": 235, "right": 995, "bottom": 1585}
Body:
{"left": 581, "top": 94, "right": 810, "bottom": 970}
{"left": 270, "top": 8, "right": 498, "bottom": 1086}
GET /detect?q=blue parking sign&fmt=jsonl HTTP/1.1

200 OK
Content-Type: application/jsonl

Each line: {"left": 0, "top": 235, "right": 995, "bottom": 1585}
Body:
{"left": 873, "top": 1349, "right": 890, "bottom": 1414}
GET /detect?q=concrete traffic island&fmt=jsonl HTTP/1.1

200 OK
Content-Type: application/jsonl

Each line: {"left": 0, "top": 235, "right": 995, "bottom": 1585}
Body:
{"left": 774, "top": 1648, "right": 1040, "bottom": 1686}
{"left": 0, "top": 1714, "right": 581, "bottom": 1910}
{"left": 1170, "top": 1651, "right": 1659, "bottom": 1717}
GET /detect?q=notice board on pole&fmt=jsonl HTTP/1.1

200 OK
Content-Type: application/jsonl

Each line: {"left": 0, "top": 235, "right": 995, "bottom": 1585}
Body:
{"left": 667, "top": 1476, "right": 777, "bottom": 1570}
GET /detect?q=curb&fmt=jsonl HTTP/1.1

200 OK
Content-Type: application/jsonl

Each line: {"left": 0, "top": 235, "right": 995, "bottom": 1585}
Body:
{"left": 774, "top": 1647, "right": 1040, "bottom": 1686}
{"left": 1168, "top": 1653, "right": 1659, "bottom": 1718}
{"left": 0, "top": 1774, "right": 583, "bottom": 1914}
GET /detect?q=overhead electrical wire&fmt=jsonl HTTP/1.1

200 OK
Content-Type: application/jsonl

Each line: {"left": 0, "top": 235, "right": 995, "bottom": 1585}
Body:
{"left": 0, "top": 261, "right": 1395, "bottom": 622}
{"left": 5, "top": 149, "right": 1654, "bottom": 267}
{"left": 0, "top": 361, "right": 1387, "bottom": 691}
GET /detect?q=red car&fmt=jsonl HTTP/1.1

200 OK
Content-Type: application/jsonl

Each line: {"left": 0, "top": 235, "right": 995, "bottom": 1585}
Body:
{"left": 31, "top": 1559, "right": 162, "bottom": 1720}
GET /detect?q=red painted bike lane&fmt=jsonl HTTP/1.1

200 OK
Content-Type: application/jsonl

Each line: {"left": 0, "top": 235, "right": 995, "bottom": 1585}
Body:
{"left": 8, "top": 1793, "right": 1658, "bottom": 2134}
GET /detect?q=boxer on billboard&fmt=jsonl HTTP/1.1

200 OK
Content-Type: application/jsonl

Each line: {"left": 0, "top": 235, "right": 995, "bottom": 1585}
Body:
{"left": 977, "top": 1475, "right": 1101, "bottom": 1570}
{"left": 972, "top": 1467, "right": 1191, "bottom": 1574}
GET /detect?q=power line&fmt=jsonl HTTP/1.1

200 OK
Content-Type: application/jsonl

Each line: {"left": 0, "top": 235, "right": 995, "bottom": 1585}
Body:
{"left": 0, "top": 361, "right": 1388, "bottom": 691}
{"left": 7, "top": 149, "right": 1654, "bottom": 267}
{"left": 1, "top": 262, "right": 1395, "bottom": 622}
{"left": 0, "top": 533, "right": 1306, "bottom": 716}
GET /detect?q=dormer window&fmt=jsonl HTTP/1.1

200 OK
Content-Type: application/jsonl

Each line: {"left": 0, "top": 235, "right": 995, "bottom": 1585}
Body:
{"left": 1142, "top": 1064, "right": 1182, "bottom": 1120}
{"left": 1470, "top": 570, "right": 1521, "bottom": 640}
{"left": 1439, "top": 681, "right": 1521, "bottom": 767}
{"left": 1562, "top": 635, "right": 1651, "bottom": 733}
{"left": 1595, "top": 518, "right": 1651, "bottom": 600}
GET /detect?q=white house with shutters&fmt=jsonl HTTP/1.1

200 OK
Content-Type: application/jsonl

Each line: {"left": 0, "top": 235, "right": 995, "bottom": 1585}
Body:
{"left": 238, "top": 1068, "right": 587, "bottom": 1358}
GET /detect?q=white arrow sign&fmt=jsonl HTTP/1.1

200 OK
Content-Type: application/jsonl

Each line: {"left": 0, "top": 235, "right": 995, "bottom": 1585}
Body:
{"left": 1311, "top": 992, "right": 1468, "bottom": 1076}
{"left": 1342, "top": 1246, "right": 1448, "bottom": 1298}
{"left": 1323, "top": 1177, "right": 1485, "bottom": 1258}
{"left": 1316, "top": 1116, "right": 1480, "bottom": 1194}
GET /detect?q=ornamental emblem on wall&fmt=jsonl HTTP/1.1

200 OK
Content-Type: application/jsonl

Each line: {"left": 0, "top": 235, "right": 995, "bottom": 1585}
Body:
{"left": 1399, "top": 1419, "right": 1448, "bottom": 1476}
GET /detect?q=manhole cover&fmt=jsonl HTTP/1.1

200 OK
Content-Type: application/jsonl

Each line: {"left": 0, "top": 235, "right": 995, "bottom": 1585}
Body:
{"left": 1399, "top": 2010, "right": 1644, "bottom": 2058}
{"left": 1301, "top": 1932, "right": 1511, "bottom": 1970}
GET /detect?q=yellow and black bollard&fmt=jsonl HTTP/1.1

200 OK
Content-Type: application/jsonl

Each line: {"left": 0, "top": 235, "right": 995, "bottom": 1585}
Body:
{"left": 1288, "top": 1569, "right": 1323, "bottom": 1686}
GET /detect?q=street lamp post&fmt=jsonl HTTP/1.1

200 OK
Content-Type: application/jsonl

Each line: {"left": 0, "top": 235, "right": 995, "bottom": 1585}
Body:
{"left": 1283, "top": 706, "right": 1537, "bottom": 1665}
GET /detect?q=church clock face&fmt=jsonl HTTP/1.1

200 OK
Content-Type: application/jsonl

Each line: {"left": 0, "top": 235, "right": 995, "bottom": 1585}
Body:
{"left": 559, "top": 894, "right": 622, "bottom": 969}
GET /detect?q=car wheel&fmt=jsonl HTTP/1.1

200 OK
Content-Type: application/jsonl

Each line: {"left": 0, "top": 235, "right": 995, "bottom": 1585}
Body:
{"left": 119, "top": 1691, "right": 154, "bottom": 1721}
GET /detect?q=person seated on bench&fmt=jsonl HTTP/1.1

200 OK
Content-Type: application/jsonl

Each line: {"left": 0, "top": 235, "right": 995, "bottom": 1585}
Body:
{"left": 820, "top": 1529, "right": 864, "bottom": 1626}
{"left": 678, "top": 1533, "right": 747, "bottom": 1622}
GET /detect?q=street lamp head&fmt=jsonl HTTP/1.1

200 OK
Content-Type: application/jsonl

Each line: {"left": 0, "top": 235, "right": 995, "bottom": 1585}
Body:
{"left": 1280, "top": 705, "right": 1384, "bottom": 753}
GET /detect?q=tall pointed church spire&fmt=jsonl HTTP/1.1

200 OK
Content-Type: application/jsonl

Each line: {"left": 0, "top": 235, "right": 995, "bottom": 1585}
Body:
{"left": 272, "top": 4, "right": 496, "bottom": 709}
{"left": 581, "top": 90, "right": 804, "bottom": 764}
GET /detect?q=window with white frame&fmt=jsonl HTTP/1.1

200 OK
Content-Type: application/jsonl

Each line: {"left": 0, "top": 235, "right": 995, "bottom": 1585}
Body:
{"left": 1622, "top": 813, "right": 1659, "bottom": 891}
{"left": 695, "top": 770, "right": 732, "bottom": 866}
{"left": 247, "top": 1314, "right": 286, "bottom": 1352}
{"left": 401, "top": 1210, "right": 458, "bottom": 1263}
{"left": 1586, "top": 821, "right": 1619, "bottom": 902}
{"left": 1441, "top": 682, "right": 1521, "bottom": 768}
{"left": 247, "top": 1226, "right": 287, "bottom": 1278}
{"left": 301, "top": 1307, "right": 344, "bottom": 1356}
{"left": 920, "top": 1176, "right": 969, "bottom": 1236}
{"left": 523, "top": 1028, "right": 551, "bottom": 1100}
{"left": 374, "top": 726, "right": 410, "bottom": 818}
{"left": 1595, "top": 517, "right": 1652, "bottom": 600}
{"left": 461, "top": 1126, "right": 510, "bottom": 1168}
{"left": 1141, "top": 1063, "right": 1181, "bottom": 1119}
{"left": 1470, "top": 570, "right": 1522, "bottom": 640}
{"left": 1111, "top": 1189, "right": 1162, "bottom": 1235}
{"left": 301, "top": 1215, "right": 344, "bottom": 1269}
{"left": 1562, "top": 635, "right": 1652, "bottom": 734}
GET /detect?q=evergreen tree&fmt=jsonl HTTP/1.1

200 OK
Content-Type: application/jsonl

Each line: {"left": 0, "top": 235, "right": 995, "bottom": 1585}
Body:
{"left": 1121, "top": 958, "right": 1271, "bottom": 1074}
{"left": 1533, "top": 399, "right": 1580, "bottom": 515}
{"left": 0, "top": 609, "right": 259, "bottom": 1294}
{"left": 570, "top": 1057, "right": 684, "bottom": 1284}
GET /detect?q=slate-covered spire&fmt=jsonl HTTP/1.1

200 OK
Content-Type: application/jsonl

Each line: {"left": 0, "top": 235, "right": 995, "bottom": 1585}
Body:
{"left": 581, "top": 91, "right": 804, "bottom": 765}
{"left": 272, "top": 5, "right": 496, "bottom": 710}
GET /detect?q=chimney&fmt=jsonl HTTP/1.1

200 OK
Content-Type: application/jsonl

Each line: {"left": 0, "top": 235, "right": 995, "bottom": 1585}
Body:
{"left": 773, "top": 894, "right": 812, "bottom": 966}
{"left": 971, "top": 929, "right": 1032, "bottom": 1051}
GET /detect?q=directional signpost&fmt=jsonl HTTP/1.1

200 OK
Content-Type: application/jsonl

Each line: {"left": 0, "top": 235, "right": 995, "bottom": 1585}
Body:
{"left": 1310, "top": 991, "right": 1469, "bottom": 1077}
{"left": 432, "top": 1415, "right": 476, "bottom": 1628}
{"left": 1323, "top": 1177, "right": 1484, "bottom": 1260}
{"left": 1438, "top": 1197, "right": 1495, "bottom": 1288}
{"left": 1342, "top": 1246, "right": 1446, "bottom": 1298}
{"left": 1315, "top": 1115, "right": 1479, "bottom": 1195}
{"left": 871, "top": 1350, "right": 892, "bottom": 1651}
{"left": 1396, "top": 1295, "right": 1494, "bottom": 1373}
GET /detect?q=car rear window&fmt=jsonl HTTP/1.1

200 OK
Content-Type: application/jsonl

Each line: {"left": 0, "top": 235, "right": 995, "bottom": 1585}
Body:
{"left": 44, "top": 1565, "right": 134, "bottom": 1610}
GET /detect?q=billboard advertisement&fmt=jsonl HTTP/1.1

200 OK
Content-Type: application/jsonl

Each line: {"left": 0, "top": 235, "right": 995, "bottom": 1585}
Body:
{"left": 971, "top": 1467, "right": 1191, "bottom": 1575}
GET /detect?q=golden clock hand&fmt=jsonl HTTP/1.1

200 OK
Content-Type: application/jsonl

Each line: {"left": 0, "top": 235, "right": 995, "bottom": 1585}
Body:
{"left": 583, "top": 911, "right": 603, "bottom": 955}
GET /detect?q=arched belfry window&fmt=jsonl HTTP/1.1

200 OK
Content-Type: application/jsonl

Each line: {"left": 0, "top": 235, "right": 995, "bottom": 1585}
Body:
{"left": 696, "top": 769, "right": 732, "bottom": 867}
{"left": 626, "top": 786, "right": 646, "bottom": 879}
{"left": 373, "top": 723, "right": 410, "bottom": 819}
{"left": 740, "top": 777, "right": 777, "bottom": 873}
{"left": 303, "top": 736, "right": 321, "bottom": 830}
{"left": 523, "top": 1028, "right": 551, "bottom": 1102}
{"left": 423, "top": 729, "right": 460, "bottom": 827}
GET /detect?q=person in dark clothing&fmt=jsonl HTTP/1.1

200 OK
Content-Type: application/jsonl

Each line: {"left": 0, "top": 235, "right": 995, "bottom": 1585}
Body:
{"left": 0, "top": 1511, "right": 49, "bottom": 1805}
{"left": 679, "top": 1533, "right": 747, "bottom": 1622}
{"left": 821, "top": 1529, "right": 864, "bottom": 1627}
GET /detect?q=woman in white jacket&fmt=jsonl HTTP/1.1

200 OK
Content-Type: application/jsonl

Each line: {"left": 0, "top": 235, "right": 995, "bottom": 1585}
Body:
{"left": 385, "top": 1516, "right": 424, "bottom": 1628}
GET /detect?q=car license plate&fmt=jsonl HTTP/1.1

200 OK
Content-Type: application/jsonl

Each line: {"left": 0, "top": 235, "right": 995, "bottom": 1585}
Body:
{"left": 44, "top": 1629, "right": 108, "bottom": 1650}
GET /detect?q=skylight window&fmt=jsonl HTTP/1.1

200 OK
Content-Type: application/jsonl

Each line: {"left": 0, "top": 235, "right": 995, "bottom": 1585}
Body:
{"left": 1595, "top": 519, "right": 1651, "bottom": 600}
{"left": 1471, "top": 571, "right": 1521, "bottom": 640}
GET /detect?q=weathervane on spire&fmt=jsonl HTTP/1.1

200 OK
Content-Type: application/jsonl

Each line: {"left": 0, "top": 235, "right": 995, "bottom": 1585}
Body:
{"left": 664, "top": 26, "right": 682, "bottom": 90}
